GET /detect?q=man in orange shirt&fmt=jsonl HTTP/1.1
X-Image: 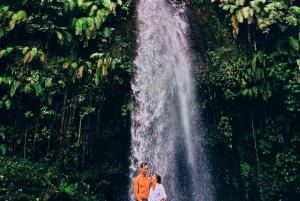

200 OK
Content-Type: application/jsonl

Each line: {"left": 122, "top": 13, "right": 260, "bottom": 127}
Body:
{"left": 133, "top": 163, "right": 152, "bottom": 201}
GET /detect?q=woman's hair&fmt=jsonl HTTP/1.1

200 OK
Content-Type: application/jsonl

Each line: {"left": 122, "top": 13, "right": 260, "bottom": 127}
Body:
{"left": 154, "top": 173, "right": 161, "bottom": 184}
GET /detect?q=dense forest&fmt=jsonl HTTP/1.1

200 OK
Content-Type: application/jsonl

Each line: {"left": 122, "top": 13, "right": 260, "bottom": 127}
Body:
{"left": 0, "top": 0, "right": 299, "bottom": 201}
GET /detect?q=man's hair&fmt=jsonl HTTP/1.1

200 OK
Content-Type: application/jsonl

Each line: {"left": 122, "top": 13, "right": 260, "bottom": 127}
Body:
{"left": 154, "top": 173, "right": 161, "bottom": 184}
{"left": 140, "top": 163, "right": 148, "bottom": 168}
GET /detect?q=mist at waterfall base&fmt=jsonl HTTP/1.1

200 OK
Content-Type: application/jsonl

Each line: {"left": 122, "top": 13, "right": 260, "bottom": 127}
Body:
{"left": 128, "top": 0, "right": 214, "bottom": 200}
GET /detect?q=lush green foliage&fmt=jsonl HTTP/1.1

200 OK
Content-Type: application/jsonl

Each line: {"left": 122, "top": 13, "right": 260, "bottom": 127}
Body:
{"left": 0, "top": 0, "right": 133, "bottom": 200}
{"left": 190, "top": 0, "right": 300, "bottom": 200}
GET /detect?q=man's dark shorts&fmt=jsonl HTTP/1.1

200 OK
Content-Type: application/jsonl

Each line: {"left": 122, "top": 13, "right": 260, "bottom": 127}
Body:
{"left": 136, "top": 199, "right": 148, "bottom": 201}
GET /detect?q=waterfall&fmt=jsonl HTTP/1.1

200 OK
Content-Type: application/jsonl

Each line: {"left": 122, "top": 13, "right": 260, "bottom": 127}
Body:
{"left": 128, "top": 0, "right": 214, "bottom": 200}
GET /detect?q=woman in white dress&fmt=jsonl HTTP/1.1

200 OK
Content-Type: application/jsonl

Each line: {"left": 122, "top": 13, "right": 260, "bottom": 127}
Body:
{"left": 148, "top": 173, "right": 167, "bottom": 201}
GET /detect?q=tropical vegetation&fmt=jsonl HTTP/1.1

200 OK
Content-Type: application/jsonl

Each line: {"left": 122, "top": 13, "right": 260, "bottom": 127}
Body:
{"left": 0, "top": 0, "right": 299, "bottom": 200}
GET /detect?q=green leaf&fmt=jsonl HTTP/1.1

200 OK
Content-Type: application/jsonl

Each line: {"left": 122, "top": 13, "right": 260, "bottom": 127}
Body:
{"left": 0, "top": 144, "right": 6, "bottom": 155}
{"left": 6, "top": 47, "right": 13, "bottom": 54}
{"left": 24, "top": 84, "right": 31, "bottom": 94}
{"left": 22, "top": 47, "right": 29, "bottom": 54}
{"left": 5, "top": 100, "right": 11, "bottom": 109}
{"left": 288, "top": 36, "right": 299, "bottom": 51}
{"left": 77, "top": 0, "right": 84, "bottom": 6}
{"left": 94, "top": 16, "right": 102, "bottom": 29}
{"left": 55, "top": 31, "right": 63, "bottom": 40}
{"left": 10, "top": 81, "right": 21, "bottom": 97}
{"left": 85, "top": 61, "right": 92, "bottom": 68}
{"left": 31, "top": 47, "right": 37, "bottom": 56}
{"left": 75, "top": 19, "right": 83, "bottom": 35}
{"left": 297, "top": 59, "right": 300, "bottom": 71}
{"left": 16, "top": 10, "right": 26, "bottom": 21}
{"left": 63, "top": 31, "right": 72, "bottom": 42}
{"left": 0, "top": 101, "right": 3, "bottom": 108}
{"left": 0, "top": 50, "right": 6, "bottom": 58}
{"left": 90, "top": 52, "right": 104, "bottom": 59}
{"left": 0, "top": 28, "right": 4, "bottom": 38}
{"left": 33, "top": 83, "right": 42, "bottom": 96}
{"left": 89, "top": 5, "right": 98, "bottom": 16}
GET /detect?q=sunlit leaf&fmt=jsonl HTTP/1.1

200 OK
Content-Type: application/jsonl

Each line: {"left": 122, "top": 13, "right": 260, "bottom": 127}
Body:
{"left": 55, "top": 31, "right": 63, "bottom": 40}
{"left": 77, "top": 0, "right": 84, "bottom": 6}
{"left": 297, "top": 59, "right": 300, "bottom": 71}
{"left": 45, "top": 77, "right": 52, "bottom": 87}
{"left": 16, "top": 10, "right": 26, "bottom": 21}
{"left": 31, "top": 47, "right": 37, "bottom": 56}
{"left": 77, "top": 66, "right": 84, "bottom": 78}
{"left": 0, "top": 50, "right": 6, "bottom": 58}
{"left": 6, "top": 47, "right": 13, "bottom": 54}
{"left": 75, "top": 19, "right": 83, "bottom": 35}
{"left": 63, "top": 61, "right": 70, "bottom": 69}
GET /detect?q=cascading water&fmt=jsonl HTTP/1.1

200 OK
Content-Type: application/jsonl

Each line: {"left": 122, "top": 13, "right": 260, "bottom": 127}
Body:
{"left": 128, "top": 0, "right": 214, "bottom": 200}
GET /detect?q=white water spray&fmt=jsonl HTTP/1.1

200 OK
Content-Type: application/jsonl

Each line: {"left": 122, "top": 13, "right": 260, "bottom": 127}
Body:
{"left": 128, "top": 0, "right": 214, "bottom": 200}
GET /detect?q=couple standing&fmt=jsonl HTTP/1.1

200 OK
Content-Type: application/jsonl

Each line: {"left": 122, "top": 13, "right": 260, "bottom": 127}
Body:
{"left": 133, "top": 163, "right": 167, "bottom": 201}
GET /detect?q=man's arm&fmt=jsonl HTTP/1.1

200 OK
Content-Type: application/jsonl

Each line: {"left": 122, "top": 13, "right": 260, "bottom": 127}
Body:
{"left": 133, "top": 177, "right": 141, "bottom": 201}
